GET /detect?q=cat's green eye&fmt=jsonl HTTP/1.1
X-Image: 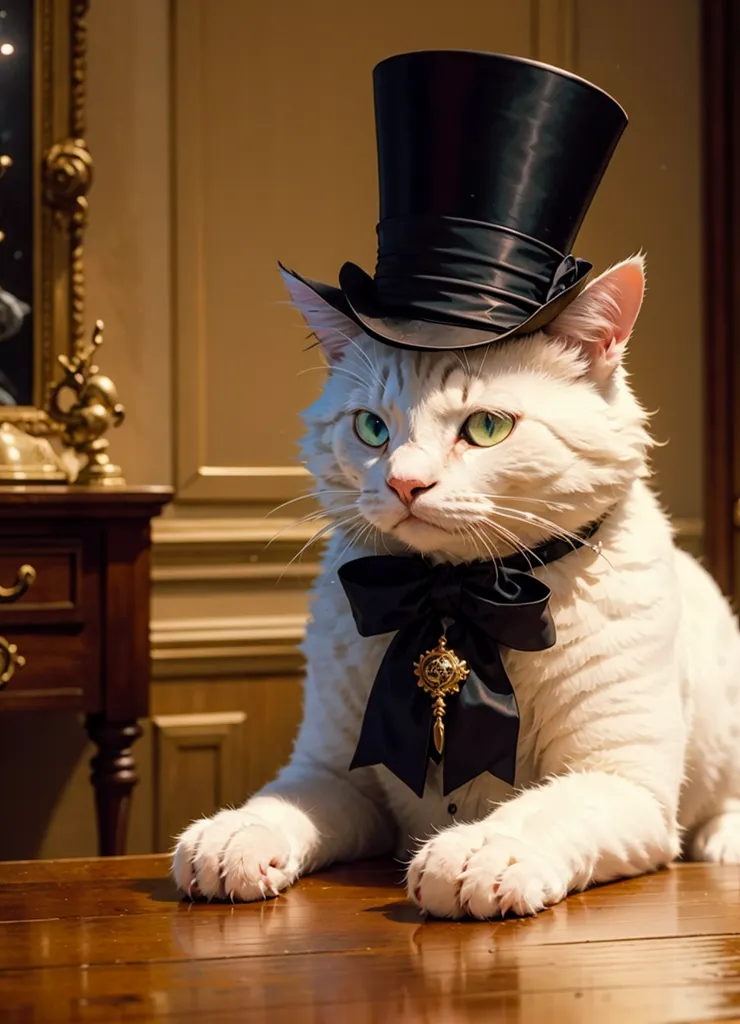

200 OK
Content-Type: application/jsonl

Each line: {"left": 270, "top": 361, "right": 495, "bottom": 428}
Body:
{"left": 462, "top": 410, "right": 515, "bottom": 448}
{"left": 354, "top": 410, "right": 389, "bottom": 448}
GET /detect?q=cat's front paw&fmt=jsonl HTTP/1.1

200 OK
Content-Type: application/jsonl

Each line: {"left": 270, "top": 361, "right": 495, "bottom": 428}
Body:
{"left": 407, "top": 825, "right": 569, "bottom": 919}
{"left": 172, "top": 808, "right": 300, "bottom": 902}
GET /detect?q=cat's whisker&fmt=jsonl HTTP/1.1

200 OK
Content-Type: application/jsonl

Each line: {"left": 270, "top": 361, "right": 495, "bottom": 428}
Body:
{"left": 486, "top": 504, "right": 609, "bottom": 565}
{"left": 294, "top": 352, "right": 372, "bottom": 385}
{"left": 459, "top": 520, "right": 479, "bottom": 555}
{"left": 464, "top": 522, "right": 487, "bottom": 563}
{"left": 327, "top": 517, "right": 366, "bottom": 569}
{"left": 372, "top": 525, "right": 379, "bottom": 557}
{"left": 269, "top": 503, "right": 357, "bottom": 533}
{"left": 453, "top": 520, "right": 471, "bottom": 546}
{"left": 470, "top": 492, "right": 575, "bottom": 512}
{"left": 266, "top": 489, "right": 361, "bottom": 518}
{"left": 328, "top": 516, "right": 375, "bottom": 574}
{"left": 472, "top": 512, "right": 540, "bottom": 569}
{"left": 490, "top": 513, "right": 542, "bottom": 556}
{"left": 478, "top": 518, "right": 516, "bottom": 559}
{"left": 312, "top": 327, "right": 384, "bottom": 390}
{"left": 277, "top": 519, "right": 344, "bottom": 581}
{"left": 450, "top": 349, "right": 471, "bottom": 382}
{"left": 278, "top": 509, "right": 367, "bottom": 582}
{"left": 473, "top": 342, "right": 492, "bottom": 384}
{"left": 266, "top": 511, "right": 328, "bottom": 545}
{"left": 265, "top": 504, "right": 358, "bottom": 547}
{"left": 345, "top": 342, "right": 385, "bottom": 391}
{"left": 469, "top": 519, "right": 500, "bottom": 565}
{"left": 379, "top": 530, "right": 394, "bottom": 556}
{"left": 488, "top": 505, "right": 590, "bottom": 552}
{"left": 330, "top": 370, "right": 375, "bottom": 388}
{"left": 296, "top": 365, "right": 370, "bottom": 388}
{"left": 471, "top": 521, "right": 507, "bottom": 582}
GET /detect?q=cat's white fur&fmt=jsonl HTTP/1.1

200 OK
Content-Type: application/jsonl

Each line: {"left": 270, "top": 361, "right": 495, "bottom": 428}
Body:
{"left": 173, "top": 257, "right": 740, "bottom": 918}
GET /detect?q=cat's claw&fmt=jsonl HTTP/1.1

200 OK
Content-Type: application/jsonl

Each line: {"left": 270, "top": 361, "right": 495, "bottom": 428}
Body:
{"left": 408, "top": 826, "right": 569, "bottom": 919}
{"left": 690, "top": 812, "right": 740, "bottom": 864}
{"left": 172, "top": 808, "right": 299, "bottom": 902}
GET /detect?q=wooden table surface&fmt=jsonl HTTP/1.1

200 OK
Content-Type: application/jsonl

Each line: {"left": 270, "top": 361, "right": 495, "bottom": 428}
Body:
{"left": 1, "top": 856, "right": 740, "bottom": 1023}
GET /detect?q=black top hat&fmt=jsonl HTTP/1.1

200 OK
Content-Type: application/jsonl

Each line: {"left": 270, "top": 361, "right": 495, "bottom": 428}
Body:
{"left": 281, "top": 50, "right": 627, "bottom": 351}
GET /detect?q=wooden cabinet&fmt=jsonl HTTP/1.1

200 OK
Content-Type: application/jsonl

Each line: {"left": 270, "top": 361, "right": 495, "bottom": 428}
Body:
{"left": 0, "top": 486, "right": 171, "bottom": 854}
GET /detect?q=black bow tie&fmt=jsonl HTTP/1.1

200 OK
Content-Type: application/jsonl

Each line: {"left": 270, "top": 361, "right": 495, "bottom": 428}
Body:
{"left": 338, "top": 528, "right": 601, "bottom": 797}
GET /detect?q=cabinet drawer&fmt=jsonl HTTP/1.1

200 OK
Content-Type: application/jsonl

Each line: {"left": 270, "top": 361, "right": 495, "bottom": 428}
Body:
{"left": 0, "top": 628, "right": 98, "bottom": 710}
{"left": 0, "top": 540, "right": 84, "bottom": 625}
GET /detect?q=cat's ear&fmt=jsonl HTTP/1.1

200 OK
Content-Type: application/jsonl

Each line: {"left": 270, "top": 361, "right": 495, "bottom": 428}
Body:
{"left": 279, "top": 264, "right": 358, "bottom": 363}
{"left": 545, "top": 255, "right": 645, "bottom": 383}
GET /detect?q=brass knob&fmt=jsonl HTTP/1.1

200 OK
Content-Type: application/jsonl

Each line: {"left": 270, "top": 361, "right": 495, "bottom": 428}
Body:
{"left": 0, "top": 154, "right": 12, "bottom": 178}
{"left": 0, "top": 564, "right": 36, "bottom": 603}
{"left": 0, "top": 637, "right": 25, "bottom": 688}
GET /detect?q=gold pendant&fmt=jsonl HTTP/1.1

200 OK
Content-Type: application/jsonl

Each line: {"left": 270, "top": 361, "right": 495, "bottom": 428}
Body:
{"left": 414, "top": 636, "right": 470, "bottom": 755}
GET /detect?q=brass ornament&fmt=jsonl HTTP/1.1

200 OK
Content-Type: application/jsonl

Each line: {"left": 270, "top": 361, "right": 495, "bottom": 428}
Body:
{"left": 43, "top": 136, "right": 93, "bottom": 361}
{"left": 46, "top": 320, "right": 126, "bottom": 486}
{"left": 414, "top": 636, "right": 470, "bottom": 755}
{"left": 43, "top": 138, "right": 93, "bottom": 223}
{"left": 0, "top": 422, "right": 66, "bottom": 483}
{"left": 0, "top": 636, "right": 25, "bottom": 688}
{"left": 0, "top": 564, "right": 36, "bottom": 603}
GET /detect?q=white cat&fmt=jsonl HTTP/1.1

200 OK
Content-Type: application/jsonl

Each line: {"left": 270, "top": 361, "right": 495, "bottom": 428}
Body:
{"left": 173, "top": 256, "right": 740, "bottom": 918}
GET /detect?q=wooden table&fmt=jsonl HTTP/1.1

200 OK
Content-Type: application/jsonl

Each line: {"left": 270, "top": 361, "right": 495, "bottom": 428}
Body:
{"left": 0, "top": 486, "right": 172, "bottom": 857}
{"left": 1, "top": 856, "right": 740, "bottom": 1022}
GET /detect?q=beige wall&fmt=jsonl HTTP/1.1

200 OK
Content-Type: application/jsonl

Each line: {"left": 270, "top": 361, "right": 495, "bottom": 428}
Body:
{"left": 85, "top": 0, "right": 703, "bottom": 513}
{"left": 85, "top": 0, "right": 172, "bottom": 487}
{"left": 576, "top": 0, "right": 703, "bottom": 521}
{"left": 0, "top": 0, "right": 704, "bottom": 859}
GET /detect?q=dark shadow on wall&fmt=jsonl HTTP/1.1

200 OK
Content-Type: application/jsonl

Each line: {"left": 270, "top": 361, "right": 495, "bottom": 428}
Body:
{"left": 0, "top": 712, "right": 91, "bottom": 860}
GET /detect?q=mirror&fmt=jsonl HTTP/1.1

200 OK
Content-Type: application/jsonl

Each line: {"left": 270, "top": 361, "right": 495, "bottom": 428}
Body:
{"left": 0, "top": 0, "right": 92, "bottom": 427}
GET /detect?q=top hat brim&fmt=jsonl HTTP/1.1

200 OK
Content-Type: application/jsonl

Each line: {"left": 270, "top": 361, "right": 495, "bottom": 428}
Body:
{"left": 282, "top": 261, "right": 592, "bottom": 352}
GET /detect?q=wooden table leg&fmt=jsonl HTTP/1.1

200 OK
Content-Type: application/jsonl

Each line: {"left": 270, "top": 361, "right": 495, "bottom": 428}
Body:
{"left": 86, "top": 714, "right": 143, "bottom": 856}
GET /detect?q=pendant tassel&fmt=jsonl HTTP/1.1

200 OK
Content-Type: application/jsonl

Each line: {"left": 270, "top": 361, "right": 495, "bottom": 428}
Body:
{"left": 433, "top": 698, "right": 446, "bottom": 754}
{"left": 414, "top": 635, "right": 469, "bottom": 759}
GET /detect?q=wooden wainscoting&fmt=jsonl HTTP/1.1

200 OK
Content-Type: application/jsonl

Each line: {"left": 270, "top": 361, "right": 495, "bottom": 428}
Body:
{"left": 150, "top": 680, "right": 303, "bottom": 853}
{"left": 152, "top": 711, "right": 246, "bottom": 852}
{"left": 148, "top": 513, "right": 312, "bottom": 851}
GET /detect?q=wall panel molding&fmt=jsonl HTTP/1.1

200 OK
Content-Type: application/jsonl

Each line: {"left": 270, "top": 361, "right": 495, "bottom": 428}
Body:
{"left": 152, "top": 711, "right": 246, "bottom": 850}
{"left": 172, "top": 0, "right": 313, "bottom": 504}
{"left": 151, "top": 515, "right": 329, "bottom": 585}
{"left": 150, "top": 514, "right": 325, "bottom": 678}
{"left": 151, "top": 613, "right": 307, "bottom": 679}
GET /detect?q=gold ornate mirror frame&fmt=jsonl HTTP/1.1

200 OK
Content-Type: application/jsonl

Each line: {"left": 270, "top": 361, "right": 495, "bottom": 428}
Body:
{"left": 4, "top": 0, "right": 92, "bottom": 436}
{"left": 0, "top": 0, "right": 124, "bottom": 485}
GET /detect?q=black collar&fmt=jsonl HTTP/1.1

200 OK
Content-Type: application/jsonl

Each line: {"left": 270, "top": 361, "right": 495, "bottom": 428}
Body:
{"left": 496, "top": 514, "right": 605, "bottom": 574}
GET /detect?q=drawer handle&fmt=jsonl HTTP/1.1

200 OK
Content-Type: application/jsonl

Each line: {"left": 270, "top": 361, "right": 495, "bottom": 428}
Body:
{"left": 0, "top": 637, "right": 25, "bottom": 687}
{"left": 0, "top": 563, "right": 36, "bottom": 603}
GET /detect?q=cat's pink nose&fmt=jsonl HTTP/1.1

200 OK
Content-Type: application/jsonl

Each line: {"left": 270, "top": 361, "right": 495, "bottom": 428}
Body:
{"left": 387, "top": 476, "right": 437, "bottom": 506}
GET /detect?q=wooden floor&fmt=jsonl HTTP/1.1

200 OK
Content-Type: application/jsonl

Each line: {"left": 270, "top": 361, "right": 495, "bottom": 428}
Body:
{"left": 1, "top": 857, "right": 740, "bottom": 1023}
